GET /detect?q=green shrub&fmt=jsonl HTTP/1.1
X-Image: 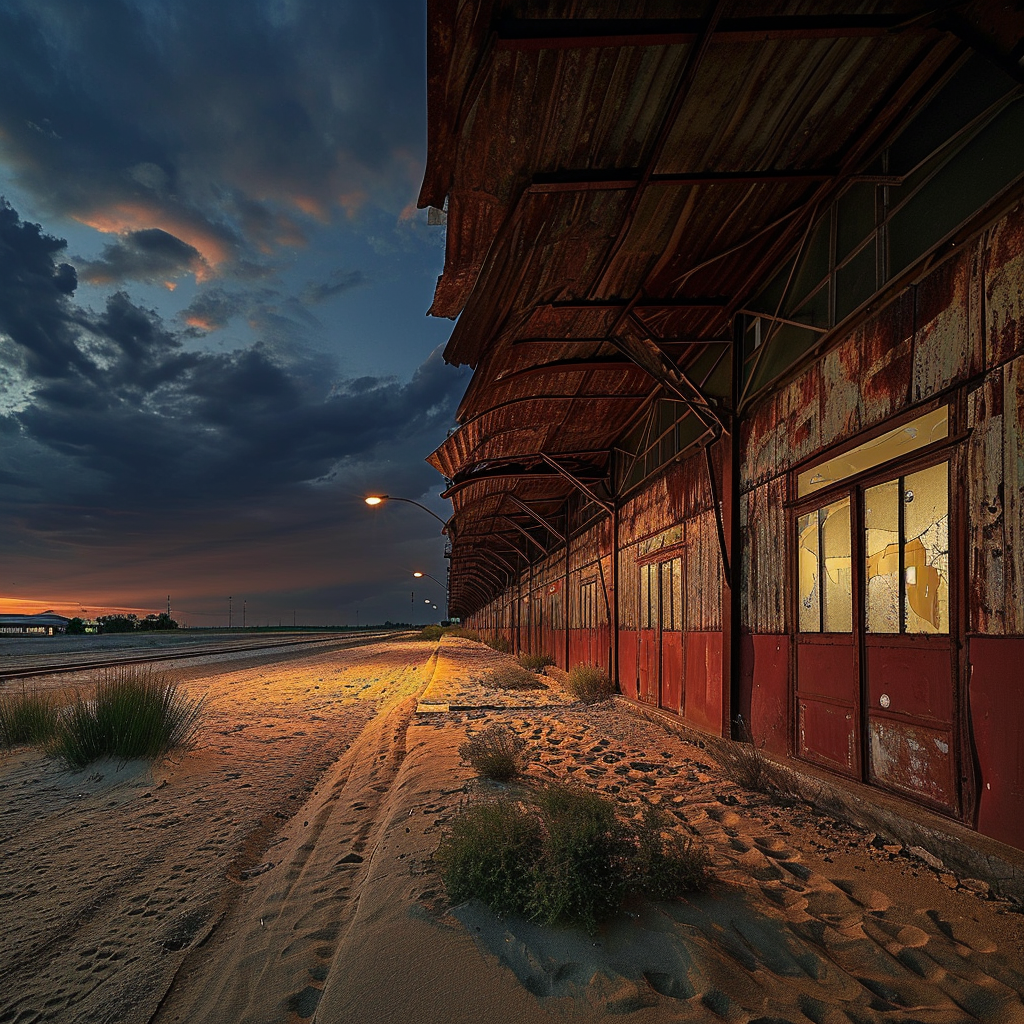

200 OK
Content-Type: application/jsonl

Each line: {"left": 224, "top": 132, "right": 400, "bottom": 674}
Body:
{"left": 566, "top": 664, "right": 615, "bottom": 704}
{"left": 419, "top": 624, "right": 445, "bottom": 641}
{"left": 48, "top": 666, "right": 205, "bottom": 769}
{"left": 0, "top": 686, "right": 58, "bottom": 746}
{"left": 436, "top": 784, "right": 711, "bottom": 932}
{"left": 478, "top": 665, "right": 548, "bottom": 691}
{"left": 529, "top": 784, "right": 629, "bottom": 929}
{"left": 434, "top": 800, "right": 542, "bottom": 917}
{"left": 446, "top": 627, "right": 480, "bottom": 641}
{"left": 517, "top": 652, "right": 555, "bottom": 673}
{"left": 459, "top": 724, "right": 530, "bottom": 782}
{"left": 485, "top": 635, "right": 511, "bottom": 654}
{"left": 629, "top": 804, "right": 712, "bottom": 898}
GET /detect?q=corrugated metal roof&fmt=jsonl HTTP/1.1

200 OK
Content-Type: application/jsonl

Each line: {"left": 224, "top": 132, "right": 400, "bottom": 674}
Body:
{"left": 421, "top": 0, "right": 1011, "bottom": 615}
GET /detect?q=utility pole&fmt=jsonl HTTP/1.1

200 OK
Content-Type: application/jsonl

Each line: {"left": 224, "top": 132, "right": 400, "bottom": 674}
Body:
{"left": 228, "top": 596, "right": 232, "bottom": 629}
{"left": 167, "top": 595, "right": 170, "bottom": 617}
{"left": 243, "top": 599, "right": 246, "bottom": 629}
{"left": 411, "top": 590, "right": 414, "bottom": 623}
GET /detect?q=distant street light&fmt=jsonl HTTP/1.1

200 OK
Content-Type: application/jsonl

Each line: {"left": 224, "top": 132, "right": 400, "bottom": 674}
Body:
{"left": 364, "top": 494, "right": 448, "bottom": 529}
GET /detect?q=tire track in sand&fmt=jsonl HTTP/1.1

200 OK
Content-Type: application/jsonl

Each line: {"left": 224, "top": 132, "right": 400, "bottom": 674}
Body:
{"left": 149, "top": 645, "right": 442, "bottom": 1024}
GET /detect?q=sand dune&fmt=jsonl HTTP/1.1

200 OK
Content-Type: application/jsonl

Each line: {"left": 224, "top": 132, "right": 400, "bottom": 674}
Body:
{"left": 2, "top": 636, "right": 1023, "bottom": 1023}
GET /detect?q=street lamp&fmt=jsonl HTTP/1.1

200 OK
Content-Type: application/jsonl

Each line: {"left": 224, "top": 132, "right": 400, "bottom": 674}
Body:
{"left": 364, "top": 494, "right": 448, "bottom": 529}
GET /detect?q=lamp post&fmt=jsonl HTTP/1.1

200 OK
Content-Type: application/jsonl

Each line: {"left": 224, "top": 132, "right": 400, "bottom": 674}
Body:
{"left": 413, "top": 571, "right": 449, "bottom": 621}
{"left": 364, "top": 494, "right": 448, "bottom": 529}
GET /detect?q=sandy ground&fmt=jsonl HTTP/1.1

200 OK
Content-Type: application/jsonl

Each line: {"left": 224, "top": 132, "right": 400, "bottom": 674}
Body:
{"left": 2, "top": 636, "right": 1023, "bottom": 1024}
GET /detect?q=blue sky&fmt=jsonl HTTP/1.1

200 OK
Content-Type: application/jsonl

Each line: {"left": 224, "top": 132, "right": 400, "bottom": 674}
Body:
{"left": 0, "top": 0, "right": 466, "bottom": 625}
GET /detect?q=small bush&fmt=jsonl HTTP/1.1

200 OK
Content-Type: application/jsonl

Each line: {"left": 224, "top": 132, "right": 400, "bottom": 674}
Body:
{"left": 436, "top": 784, "right": 711, "bottom": 932}
{"left": 719, "top": 718, "right": 794, "bottom": 796}
{"left": 446, "top": 627, "right": 480, "bottom": 641}
{"left": 566, "top": 664, "right": 615, "bottom": 704}
{"left": 629, "top": 804, "right": 712, "bottom": 898}
{"left": 419, "top": 624, "right": 445, "bottom": 641}
{"left": 478, "top": 665, "right": 548, "bottom": 691}
{"left": 0, "top": 686, "right": 58, "bottom": 746}
{"left": 459, "top": 724, "right": 530, "bottom": 782}
{"left": 48, "top": 666, "right": 205, "bottom": 769}
{"left": 434, "top": 800, "right": 542, "bottom": 917}
{"left": 517, "top": 652, "right": 555, "bottom": 673}
{"left": 529, "top": 784, "right": 629, "bottom": 929}
{"left": 485, "top": 635, "right": 512, "bottom": 654}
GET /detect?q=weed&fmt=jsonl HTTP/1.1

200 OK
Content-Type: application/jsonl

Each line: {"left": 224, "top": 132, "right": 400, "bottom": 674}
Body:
{"left": 628, "top": 804, "right": 712, "bottom": 898}
{"left": 485, "top": 635, "right": 512, "bottom": 654}
{"left": 565, "top": 664, "right": 615, "bottom": 704}
{"left": 459, "top": 724, "right": 531, "bottom": 782}
{"left": 718, "top": 718, "right": 795, "bottom": 796}
{"left": 0, "top": 686, "right": 58, "bottom": 746}
{"left": 517, "top": 652, "right": 555, "bottom": 673}
{"left": 434, "top": 799, "right": 541, "bottom": 917}
{"left": 478, "top": 665, "right": 548, "bottom": 691}
{"left": 436, "top": 783, "right": 711, "bottom": 932}
{"left": 48, "top": 666, "right": 205, "bottom": 769}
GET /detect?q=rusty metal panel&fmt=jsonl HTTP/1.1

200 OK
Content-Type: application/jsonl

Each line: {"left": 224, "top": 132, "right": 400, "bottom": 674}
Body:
{"left": 798, "top": 699, "right": 858, "bottom": 775}
{"left": 968, "top": 367, "right": 1006, "bottom": 634}
{"left": 911, "top": 248, "right": 973, "bottom": 402}
{"left": 984, "top": 198, "right": 1024, "bottom": 368}
{"left": 743, "top": 477, "right": 787, "bottom": 634}
{"left": 868, "top": 715, "right": 957, "bottom": 814}
{"left": 747, "top": 634, "right": 790, "bottom": 758}
{"left": 1005, "top": 354, "right": 1024, "bottom": 635}
{"left": 969, "top": 635, "right": 1024, "bottom": 850}
{"left": 684, "top": 509, "right": 722, "bottom": 631}
{"left": 638, "top": 627, "right": 658, "bottom": 704}
{"left": 661, "top": 630, "right": 684, "bottom": 715}
{"left": 618, "top": 628, "right": 639, "bottom": 698}
{"left": 819, "top": 329, "right": 865, "bottom": 448}
{"left": 683, "top": 632, "right": 723, "bottom": 735}
{"left": 864, "top": 639, "right": 953, "bottom": 724}
{"left": 858, "top": 291, "right": 914, "bottom": 423}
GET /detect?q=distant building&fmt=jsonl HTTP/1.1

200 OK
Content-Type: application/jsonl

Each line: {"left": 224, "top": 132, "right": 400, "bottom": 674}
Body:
{"left": 0, "top": 612, "right": 71, "bottom": 636}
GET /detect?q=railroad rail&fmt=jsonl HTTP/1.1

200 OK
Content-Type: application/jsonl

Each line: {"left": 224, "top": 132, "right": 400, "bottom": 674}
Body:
{"left": 0, "top": 630, "right": 413, "bottom": 682}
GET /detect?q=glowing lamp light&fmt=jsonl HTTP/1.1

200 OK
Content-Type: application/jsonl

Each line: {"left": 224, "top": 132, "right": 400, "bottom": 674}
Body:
{"left": 364, "top": 495, "right": 386, "bottom": 506}
{"left": 413, "top": 571, "right": 423, "bottom": 578}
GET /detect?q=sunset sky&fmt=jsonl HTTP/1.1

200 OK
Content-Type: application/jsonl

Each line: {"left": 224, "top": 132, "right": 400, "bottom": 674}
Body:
{"left": 0, "top": 0, "right": 466, "bottom": 626}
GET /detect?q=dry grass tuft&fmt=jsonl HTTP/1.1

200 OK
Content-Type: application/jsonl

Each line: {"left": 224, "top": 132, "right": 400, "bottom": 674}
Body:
{"left": 477, "top": 665, "right": 548, "bottom": 691}
{"left": 565, "top": 664, "right": 615, "bottom": 704}
{"left": 459, "top": 724, "right": 531, "bottom": 782}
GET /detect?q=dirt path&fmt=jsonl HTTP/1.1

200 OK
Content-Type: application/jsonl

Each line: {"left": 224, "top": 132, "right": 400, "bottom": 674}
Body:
{"left": 3, "top": 637, "right": 1024, "bottom": 1024}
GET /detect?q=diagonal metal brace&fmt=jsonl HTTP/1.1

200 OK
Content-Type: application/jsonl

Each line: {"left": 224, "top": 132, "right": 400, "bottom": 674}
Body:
{"left": 499, "top": 515, "right": 550, "bottom": 556}
{"left": 540, "top": 455, "right": 613, "bottom": 513}
{"left": 505, "top": 493, "right": 566, "bottom": 542}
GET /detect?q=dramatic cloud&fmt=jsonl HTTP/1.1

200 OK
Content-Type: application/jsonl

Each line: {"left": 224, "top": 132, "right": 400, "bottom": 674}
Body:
{"left": 77, "top": 228, "right": 209, "bottom": 285}
{"left": 0, "top": 1, "right": 428, "bottom": 279}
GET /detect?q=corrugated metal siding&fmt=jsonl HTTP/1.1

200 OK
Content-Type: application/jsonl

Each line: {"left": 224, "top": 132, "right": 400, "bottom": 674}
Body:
{"left": 743, "top": 476, "right": 788, "bottom": 634}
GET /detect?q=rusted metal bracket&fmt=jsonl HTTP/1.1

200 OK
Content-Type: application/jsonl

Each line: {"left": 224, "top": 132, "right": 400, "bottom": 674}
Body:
{"left": 703, "top": 440, "right": 733, "bottom": 590}
{"left": 505, "top": 492, "right": 566, "bottom": 543}
{"left": 608, "top": 323, "right": 730, "bottom": 436}
{"left": 499, "top": 515, "right": 550, "bottom": 556}
{"left": 539, "top": 455, "right": 613, "bottom": 513}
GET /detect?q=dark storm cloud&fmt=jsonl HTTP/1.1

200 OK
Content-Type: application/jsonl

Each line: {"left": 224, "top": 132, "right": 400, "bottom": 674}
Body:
{"left": 77, "top": 229, "right": 208, "bottom": 285}
{"left": 1, "top": 199, "right": 466, "bottom": 523}
{"left": 302, "top": 269, "right": 368, "bottom": 305}
{"left": 0, "top": 1, "right": 428, "bottom": 272}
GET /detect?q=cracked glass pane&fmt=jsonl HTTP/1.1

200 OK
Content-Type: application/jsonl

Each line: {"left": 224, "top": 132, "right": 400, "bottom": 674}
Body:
{"left": 821, "top": 499, "right": 853, "bottom": 633}
{"left": 797, "top": 510, "right": 820, "bottom": 633}
{"left": 865, "top": 479, "right": 900, "bottom": 633}
{"left": 903, "top": 463, "right": 949, "bottom": 634}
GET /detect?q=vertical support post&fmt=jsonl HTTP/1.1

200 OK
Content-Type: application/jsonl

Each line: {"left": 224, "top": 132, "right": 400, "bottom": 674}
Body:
{"left": 722, "top": 319, "right": 744, "bottom": 740}
{"left": 564, "top": 511, "right": 571, "bottom": 671}
{"left": 611, "top": 502, "right": 620, "bottom": 691}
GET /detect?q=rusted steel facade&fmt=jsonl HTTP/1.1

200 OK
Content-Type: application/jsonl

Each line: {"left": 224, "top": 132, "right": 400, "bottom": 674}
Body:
{"left": 420, "top": 1, "right": 1024, "bottom": 852}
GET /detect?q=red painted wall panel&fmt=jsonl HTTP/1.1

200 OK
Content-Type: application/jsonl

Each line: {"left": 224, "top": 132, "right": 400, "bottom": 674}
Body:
{"left": 969, "top": 636, "right": 1024, "bottom": 850}
{"left": 684, "top": 632, "right": 723, "bottom": 734}
{"left": 747, "top": 633, "right": 790, "bottom": 757}
{"left": 638, "top": 627, "right": 658, "bottom": 704}
{"left": 661, "top": 631, "right": 683, "bottom": 714}
{"left": 863, "top": 639, "right": 953, "bottom": 723}
{"left": 618, "top": 629, "right": 639, "bottom": 698}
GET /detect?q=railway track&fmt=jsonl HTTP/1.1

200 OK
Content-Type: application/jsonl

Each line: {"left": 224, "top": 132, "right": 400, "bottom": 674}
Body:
{"left": 0, "top": 630, "right": 412, "bottom": 681}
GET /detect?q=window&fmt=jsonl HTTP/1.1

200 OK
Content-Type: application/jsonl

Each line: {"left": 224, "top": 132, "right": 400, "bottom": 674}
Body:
{"left": 864, "top": 463, "right": 949, "bottom": 634}
{"left": 742, "top": 55, "right": 1024, "bottom": 396}
{"left": 797, "top": 498, "right": 852, "bottom": 633}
